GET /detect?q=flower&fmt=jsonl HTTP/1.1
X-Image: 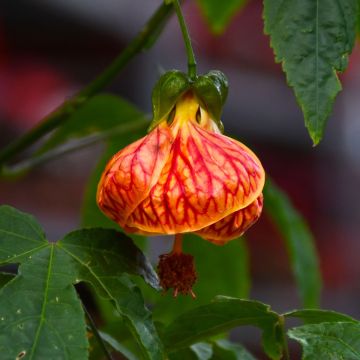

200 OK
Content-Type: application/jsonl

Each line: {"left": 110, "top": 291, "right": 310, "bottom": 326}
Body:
{"left": 97, "top": 93, "right": 264, "bottom": 240}
{"left": 97, "top": 91, "right": 265, "bottom": 295}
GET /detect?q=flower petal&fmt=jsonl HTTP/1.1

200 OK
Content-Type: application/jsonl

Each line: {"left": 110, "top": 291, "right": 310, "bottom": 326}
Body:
{"left": 97, "top": 124, "right": 172, "bottom": 227}
{"left": 195, "top": 195, "right": 263, "bottom": 244}
{"left": 125, "top": 119, "right": 265, "bottom": 234}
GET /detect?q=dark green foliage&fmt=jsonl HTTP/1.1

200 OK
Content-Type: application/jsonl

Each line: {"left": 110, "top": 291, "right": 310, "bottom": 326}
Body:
{"left": 264, "top": 180, "right": 322, "bottom": 308}
{"left": 0, "top": 206, "right": 164, "bottom": 360}
{"left": 264, "top": 0, "right": 358, "bottom": 144}
{"left": 212, "top": 339, "right": 256, "bottom": 360}
{"left": 162, "top": 297, "right": 283, "bottom": 359}
{"left": 1, "top": 206, "right": 360, "bottom": 359}
{"left": 285, "top": 309, "right": 357, "bottom": 324}
{"left": 288, "top": 322, "right": 360, "bottom": 359}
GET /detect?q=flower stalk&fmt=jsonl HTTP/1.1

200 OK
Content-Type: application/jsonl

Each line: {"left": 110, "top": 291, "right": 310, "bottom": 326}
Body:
{"left": 172, "top": 0, "right": 197, "bottom": 80}
{"left": 172, "top": 234, "right": 183, "bottom": 254}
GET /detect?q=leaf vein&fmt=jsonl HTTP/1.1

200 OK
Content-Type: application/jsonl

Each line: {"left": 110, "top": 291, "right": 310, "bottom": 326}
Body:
{"left": 0, "top": 244, "right": 48, "bottom": 265}
{"left": 28, "top": 245, "right": 54, "bottom": 359}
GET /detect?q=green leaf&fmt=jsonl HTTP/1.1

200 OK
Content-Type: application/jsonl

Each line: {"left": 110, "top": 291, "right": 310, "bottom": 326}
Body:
{"left": 39, "top": 94, "right": 148, "bottom": 153}
{"left": 57, "top": 229, "right": 164, "bottom": 360}
{"left": 170, "top": 341, "right": 253, "bottom": 360}
{"left": 288, "top": 321, "right": 360, "bottom": 359}
{"left": 169, "top": 348, "right": 203, "bottom": 360}
{"left": 148, "top": 234, "right": 250, "bottom": 324}
{"left": 0, "top": 272, "right": 15, "bottom": 288}
{"left": 212, "top": 339, "right": 256, "bottom": 360}
{"left": 0, "top": 205, "right": 88, "bottom": 359}
{"left": 193, "top": 70, "right": 228, "bottom": 130}
{"left": 191, "top": 343, "right": 214, "bottom": 360}
{"left": 285, "top": 309, "right": 356, "bottom": 324}
{"left": 263, "top": 0, "right": 358, "bottom": 144}
{"left": 0, "top": 205, "right": 47, "bottom": 264}
{"left": 169, "top": 343, "right": 213, "bottom": 360}
{"left": 149, "top": 70, "right": 190, "bottom": 130}
{"left": 99, "top": 330, "right": 138, "bottom": 360}
{"left": 0, "top": 248, "right": 89, "bottom": 359}
{"left": 197, "top": 0, "right": 248, "bottom": 34}
{"left": 264, "top": 180, "right": 322, "bottom": 308}
{"left": 186, "top": 235, "right": 250, "bottom": 302}
{"left": 90, "top": 319, "right": 145, "bottom": 360}
{"left": 0, "top": 205, "right": 164, "bottom": 360}
{"left": 163, "top": 297, "right": 283, "bottom": 359}
{"left": 170, "top": 343, "right": 213, "bottom": 360}
{"left": 58, "top": 229, "right": 159, "bottom": 290}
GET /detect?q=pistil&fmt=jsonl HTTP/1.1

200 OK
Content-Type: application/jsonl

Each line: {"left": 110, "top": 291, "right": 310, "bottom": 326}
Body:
{"left": 157, "top": 234, "right": 197, "bottom": 298}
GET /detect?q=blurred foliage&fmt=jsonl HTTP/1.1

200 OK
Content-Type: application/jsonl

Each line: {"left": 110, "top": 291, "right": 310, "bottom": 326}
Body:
{"left": 264, "top": 180, "right": 322, "bottom": 308}
{"left": 196, "top": 0, "right": 248, "bottom": 34}
{"left": 39, "top": 94, "right": 148, "bottom": 154}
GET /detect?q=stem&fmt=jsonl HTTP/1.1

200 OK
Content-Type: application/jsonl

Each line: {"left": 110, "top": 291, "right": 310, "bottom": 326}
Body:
{"left": 0, "top": 2, "right": 173, "bottom": 166}
{"left": 0, "top": 119, "right": 148, "bottom": 178}
{"left": 172, "top": 234, "right": 183, "bottom": 254}
{"left": 83, "top": 304, "right": 114, "bottom": 360}
{"left": 279, "top": 315, "right": 290, "bottom": 360}
{"left": 172, "top": 0, "right": 197, "bottom": 80}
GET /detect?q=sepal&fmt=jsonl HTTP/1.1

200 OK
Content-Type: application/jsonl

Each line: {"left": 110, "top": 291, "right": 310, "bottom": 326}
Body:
{"left": 193, "top": 70, "right": 228, "bottom": 131}
{"left": 148, "top": 70, "right": 190, "bottom": 131}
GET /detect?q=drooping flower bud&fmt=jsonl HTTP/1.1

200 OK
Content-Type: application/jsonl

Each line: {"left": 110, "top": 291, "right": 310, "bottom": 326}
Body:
{"left": 97, "top": 71, "right": 265, "bottom": 296}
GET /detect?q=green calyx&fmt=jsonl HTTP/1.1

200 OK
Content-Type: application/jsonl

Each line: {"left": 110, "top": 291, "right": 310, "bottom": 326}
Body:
{"left": 148, "top": 70, "right": 228, "bottom": 132}
{"left": 148, "top": 70, "right": 190, "bottom": 131}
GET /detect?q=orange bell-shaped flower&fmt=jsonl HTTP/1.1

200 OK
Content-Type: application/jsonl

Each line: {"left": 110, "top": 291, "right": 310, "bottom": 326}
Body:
{"left": 97, "top": 93, "right": 264, "bottom": 242}
{"left": 97, "top": 91, "right": 265, "bottom": 296}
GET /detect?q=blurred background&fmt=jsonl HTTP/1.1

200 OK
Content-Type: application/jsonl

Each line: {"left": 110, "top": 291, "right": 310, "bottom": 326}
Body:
{"left": 1, "top": 0, "right": 360, "bottom": 357}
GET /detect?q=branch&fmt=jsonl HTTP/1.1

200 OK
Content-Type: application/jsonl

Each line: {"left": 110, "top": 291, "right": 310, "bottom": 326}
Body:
{"left": 0, "top": 119, "right": 149, "bottom": 178}
{"left": 0, "top": 2, "right": 173, "bottom": 166}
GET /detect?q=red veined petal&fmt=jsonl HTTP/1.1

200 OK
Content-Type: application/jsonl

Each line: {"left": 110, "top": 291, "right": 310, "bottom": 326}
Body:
{"left": 195, "top": 194, "right": 263, "bottom": 244}
{"left": 97, "top": 123, "right": 172, "bottom": 227}
{"left": 97, "top": 94, "right": 265, "bottom": 239}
